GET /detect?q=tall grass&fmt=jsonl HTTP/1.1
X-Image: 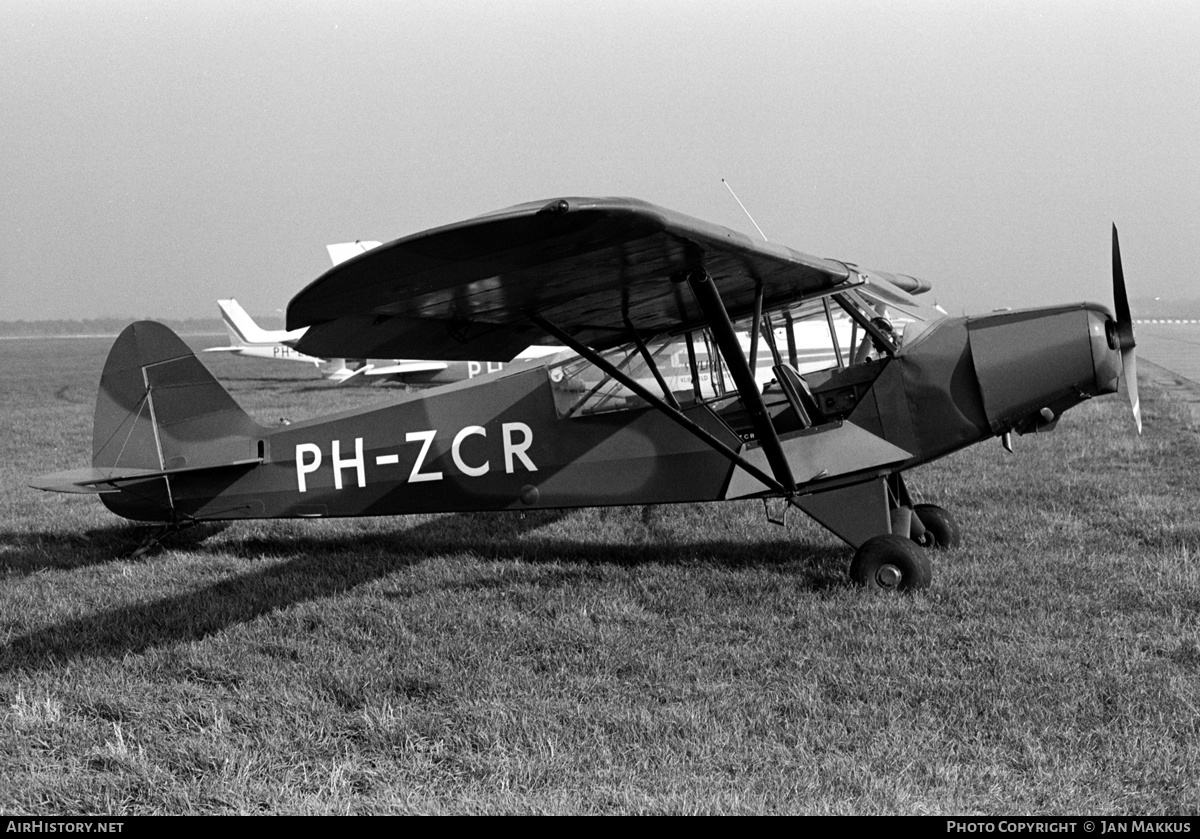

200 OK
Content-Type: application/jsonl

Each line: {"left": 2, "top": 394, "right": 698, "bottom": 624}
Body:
{"left": 1, "top": 338, "right": 1197, "bottom": 813}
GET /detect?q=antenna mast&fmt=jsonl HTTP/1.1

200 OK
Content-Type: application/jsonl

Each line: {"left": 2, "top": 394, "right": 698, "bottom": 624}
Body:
{"left": 722, "top": 178, "right": 768, "bottom": 242}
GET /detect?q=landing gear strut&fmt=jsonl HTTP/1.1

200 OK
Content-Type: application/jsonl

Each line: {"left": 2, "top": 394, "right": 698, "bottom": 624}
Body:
{"left": 788, "top": 473, "right": 957, "bottom": 591}
{"left": 848, "top": 475, "right": 960, "bottom": 591}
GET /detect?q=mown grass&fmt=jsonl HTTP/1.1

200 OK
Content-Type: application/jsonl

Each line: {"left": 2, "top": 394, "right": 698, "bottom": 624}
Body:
{"left": 1, "top": 337, "right": 1198, "bottom": 814}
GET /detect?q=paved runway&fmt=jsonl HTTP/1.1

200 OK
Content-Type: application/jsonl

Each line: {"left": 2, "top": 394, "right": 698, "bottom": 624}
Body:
{"left": 1136, "top": 322, "right": 1200, "bottom": 384}
{"left": 1132, "top": 322, "right": 1200, "bottom": 411}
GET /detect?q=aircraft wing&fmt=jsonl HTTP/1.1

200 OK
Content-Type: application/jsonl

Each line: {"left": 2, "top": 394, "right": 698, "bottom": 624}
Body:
{"left": 287, "top": 197, "right": 856, "bottom": 361}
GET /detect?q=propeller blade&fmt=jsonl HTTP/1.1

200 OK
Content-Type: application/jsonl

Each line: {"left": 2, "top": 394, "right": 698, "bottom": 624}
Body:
{"left": 1123, "top": 348, "right": 1142, "bottom": 434}
{"left": 1112, "top": 224, "right": 1131, "bottom": 326}
{"left": 1112, "top": 224, "right": 1140, "bottom": 433}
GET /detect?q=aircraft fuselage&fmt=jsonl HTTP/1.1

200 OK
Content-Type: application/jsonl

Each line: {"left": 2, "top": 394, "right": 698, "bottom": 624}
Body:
{"left": 101, "top": 301, "right": 1122, "bottom": 540}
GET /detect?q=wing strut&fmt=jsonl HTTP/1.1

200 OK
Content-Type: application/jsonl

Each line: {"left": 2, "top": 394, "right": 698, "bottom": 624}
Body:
{"left": 747, "top": 281, "right": 765, "bottom": 373}
{"left": 624, "top": 316, "right": 681, "bottom": 411}
{"left": 527, "top": 313, "right": 789, "bottom": 495}
{"left": 684, "top": 271, "right": 798, "bottom": 493}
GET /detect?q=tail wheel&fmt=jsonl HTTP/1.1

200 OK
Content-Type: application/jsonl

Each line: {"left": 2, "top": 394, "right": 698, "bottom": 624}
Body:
{"left": 913, "top": 504, "right": 961, "bottom": 549}
{"left": 849, "top": 535, "right": 932, "bottom": 591}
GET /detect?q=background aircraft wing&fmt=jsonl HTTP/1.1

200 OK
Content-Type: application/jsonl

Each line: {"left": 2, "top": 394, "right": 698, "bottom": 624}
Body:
{"left": 287, "top": 197, "right": 855, "bottom": 361}
{"left": 361, "top": 361, "right": 448, "bottom": 377}
{"left": 325, "top": 360, "right": 450, "bottom": 384}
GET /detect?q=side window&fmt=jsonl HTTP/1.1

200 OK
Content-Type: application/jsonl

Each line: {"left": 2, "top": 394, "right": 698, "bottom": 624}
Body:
{"left": 549, "top": 345, "right": 647, "bottom": 417}
{"left": 687, "top": 329, "right": 737, "bottom": 401}
{"left": 546, "top": 329, "right": 743, "bottom": 418}
{"left": 547, "top": 337, "right": 686, "bottom": 418}
{"left": 759, "top": 296, "right": 895, "bottom": 423}
{"left": 762, "top": 298, "right": 849, "bottom": 376}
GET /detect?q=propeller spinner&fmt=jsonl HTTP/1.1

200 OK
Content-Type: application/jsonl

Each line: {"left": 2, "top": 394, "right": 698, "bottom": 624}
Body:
{"left": 1109, "top": 224, "right": 1141, "bottom": 433}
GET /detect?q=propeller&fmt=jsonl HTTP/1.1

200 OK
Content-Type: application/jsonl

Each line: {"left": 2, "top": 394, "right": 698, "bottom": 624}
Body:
{"left": 1110, "top": 224, "right": 1141, "bottom": 433}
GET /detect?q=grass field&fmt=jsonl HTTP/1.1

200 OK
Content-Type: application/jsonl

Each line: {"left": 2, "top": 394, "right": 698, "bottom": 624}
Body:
{"left": 2, "top": 335, "right": 1198, "bottom": 814}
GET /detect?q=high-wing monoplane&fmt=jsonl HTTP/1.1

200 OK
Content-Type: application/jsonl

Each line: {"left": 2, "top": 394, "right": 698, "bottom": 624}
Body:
{"left": 31, "top": 197, "right": 1139, "bottom": 589}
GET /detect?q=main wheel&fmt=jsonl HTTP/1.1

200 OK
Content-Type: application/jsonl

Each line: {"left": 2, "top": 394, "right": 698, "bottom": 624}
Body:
{"left": 913, "top": 504, "right": 961, "bottom": 549}
{"left": 849, "top": 534, "right": 932, "bottom": 591}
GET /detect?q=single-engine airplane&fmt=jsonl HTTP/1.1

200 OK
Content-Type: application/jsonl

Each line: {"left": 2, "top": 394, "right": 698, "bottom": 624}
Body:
{"left": 31, "top": 197, "right": 1139, "bottom": 590}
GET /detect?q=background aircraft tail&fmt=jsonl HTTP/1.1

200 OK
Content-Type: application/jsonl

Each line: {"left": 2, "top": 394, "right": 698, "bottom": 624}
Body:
{"left": 216, "top": 298, "right": 307, "bottom": 345}
{"left": 326, "top": 240, "right": 382, "bottom": 266}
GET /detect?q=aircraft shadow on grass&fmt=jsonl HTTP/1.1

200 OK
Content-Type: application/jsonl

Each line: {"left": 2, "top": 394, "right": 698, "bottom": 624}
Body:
{"left": 0, "top": 510, "right": 847, "bottom": 672}
{"left": 0, "top": 524, "right": 229, "bottom": 573}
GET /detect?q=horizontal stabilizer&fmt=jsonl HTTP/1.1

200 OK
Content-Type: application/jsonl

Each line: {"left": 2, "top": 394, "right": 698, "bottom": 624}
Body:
{"left": 28, "top": 321, "right": 265, "bottom": 521}
{"left": 30, "top": 458, "right": 262, "bottom": 495}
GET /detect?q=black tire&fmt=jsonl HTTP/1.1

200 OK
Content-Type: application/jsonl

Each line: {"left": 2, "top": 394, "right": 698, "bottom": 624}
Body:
{"left": 849, "top": 534, "right": 933, "bottom": 591}
{"left": 913, "top": 504, "right": 961, "bottom": 549}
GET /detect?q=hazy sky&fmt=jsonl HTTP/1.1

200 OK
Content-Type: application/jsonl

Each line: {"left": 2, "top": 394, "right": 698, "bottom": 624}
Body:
{"left": 3, "top": 0, "right": 1197, "bottom": 321}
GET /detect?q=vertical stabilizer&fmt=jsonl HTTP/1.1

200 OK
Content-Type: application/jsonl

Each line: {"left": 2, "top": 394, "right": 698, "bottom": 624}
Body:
{"left": 94, "top": 322, "right": 263, "bottom": 473}
{"left": 217, "top": 298, "right": 307, "bottom": 345}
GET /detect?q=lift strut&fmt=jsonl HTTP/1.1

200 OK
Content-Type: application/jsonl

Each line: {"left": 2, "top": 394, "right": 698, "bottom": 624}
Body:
{"left": 528, "top": 312, "right": 788, "bottom": 495}
{"left": 684, "top": 270, "right": 798, "bottom": 493}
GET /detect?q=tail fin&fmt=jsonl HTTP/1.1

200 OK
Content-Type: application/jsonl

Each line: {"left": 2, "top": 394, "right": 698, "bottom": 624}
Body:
{"left": 31, "top": 323, "right": 264, "bottom": 519}
{"left": 216, "top": 298, "right": 307, "bottom": 345}
{"left": 216, "top": 298, "right": 252, "bottom": 347}
{"left": 94, "top": 321, "right": 263, "bottom": 473}
{"left": 326, "top": 240, "right": 382, "bottom": 267}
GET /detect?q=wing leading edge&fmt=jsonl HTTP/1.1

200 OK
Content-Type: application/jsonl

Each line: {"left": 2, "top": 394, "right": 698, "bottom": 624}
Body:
{"left": 287, "top": 197, "right": 856, "bottom": 361}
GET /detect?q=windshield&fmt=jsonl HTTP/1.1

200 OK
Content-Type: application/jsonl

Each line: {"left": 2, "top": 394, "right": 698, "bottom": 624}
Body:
{"left": 845, "top": 272, "right": 946, "bottom": 349}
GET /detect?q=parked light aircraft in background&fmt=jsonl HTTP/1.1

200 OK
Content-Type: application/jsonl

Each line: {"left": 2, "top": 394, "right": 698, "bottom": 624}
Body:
{"left": 206, "top": 240, "right": 560, "bottom": 385}
{"left": 202, "top": 298, "right": 323, "bottom": 367}
{"left": 32, "top": 197, "right": 1140, "bottom": 591}
{"left": 209, "top": 295, "right": 876, "bottom": 389}
{"left": 205, "top": 298, "right": 559, "bottom": 384}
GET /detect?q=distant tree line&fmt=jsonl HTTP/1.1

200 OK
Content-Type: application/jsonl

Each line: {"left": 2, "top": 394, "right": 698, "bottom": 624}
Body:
{"left": 0, "top": 317, "right": 226, "bottom": 337}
